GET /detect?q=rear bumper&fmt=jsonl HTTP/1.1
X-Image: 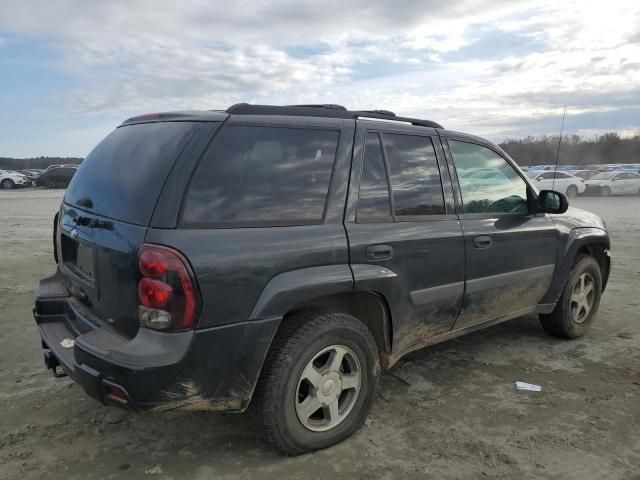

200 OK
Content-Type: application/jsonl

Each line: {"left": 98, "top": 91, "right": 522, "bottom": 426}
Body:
{"left": 34, "top": 271, "right": 280, "bottom": 411}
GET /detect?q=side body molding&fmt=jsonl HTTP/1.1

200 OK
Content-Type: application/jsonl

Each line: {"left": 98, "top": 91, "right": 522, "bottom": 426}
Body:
{"left": 541, "top": 227, "right": 610, "bottom": 304}
{"left": 249, "top": 265, "right": 354, "bottom": 320}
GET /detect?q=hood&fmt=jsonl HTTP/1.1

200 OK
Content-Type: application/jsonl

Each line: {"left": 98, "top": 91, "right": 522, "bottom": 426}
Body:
{"left": 552, "top": 206, "right": 607, "bottom": 231}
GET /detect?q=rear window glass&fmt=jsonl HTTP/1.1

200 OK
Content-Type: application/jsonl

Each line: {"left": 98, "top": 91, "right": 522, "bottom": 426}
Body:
{"left": 181, "top": 126, "right": 339, "bottom": 227}
{"left": 65, "top": 122, "right": 203, "bottom": 225}
{"left": 357, "top": 132, "right": 392, "bottom": 221}
{"left": 382, "top": 133, "right": 445, "bottom": 216}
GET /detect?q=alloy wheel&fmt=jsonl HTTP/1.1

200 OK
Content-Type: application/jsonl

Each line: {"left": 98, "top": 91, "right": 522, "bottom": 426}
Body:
{"left": 570, "top": 272, "right": 595, "bottom": 324}
{"left": 295, "top": 344, "right": 362, "bottom": 432}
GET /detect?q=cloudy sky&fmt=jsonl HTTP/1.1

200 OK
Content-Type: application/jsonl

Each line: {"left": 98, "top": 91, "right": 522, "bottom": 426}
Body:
{"left": 1, "top": 0, "right": 639, "bottom": 157}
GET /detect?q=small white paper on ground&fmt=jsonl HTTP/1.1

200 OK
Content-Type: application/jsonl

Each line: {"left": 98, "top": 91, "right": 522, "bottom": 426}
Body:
{"left": 515, "top": 381, "right": 542, "bottom": 392}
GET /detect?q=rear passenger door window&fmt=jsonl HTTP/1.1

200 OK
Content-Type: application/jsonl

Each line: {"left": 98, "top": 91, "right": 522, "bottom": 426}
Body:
{"left": 449, "top": 140, "right": 529, "bottom": 214}
{"left": 181, "top": 126, "right": 339, "bottom": 227}
{"left": 382, "top": 133, "right": 445, "bottom": 217}
{"left": 357, "top": 133, "right": 392, "bottom": 221}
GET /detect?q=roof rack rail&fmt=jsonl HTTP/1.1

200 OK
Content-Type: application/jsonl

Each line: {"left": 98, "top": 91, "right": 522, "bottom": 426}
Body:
{"left": 287, "top": 104, "right": 347, "bottom": 110}
{"left": 353, "top": 111, "right": 442, "bottom": 129}
{"left": 224, "top": 103, "right": 443, "bottom": 129}
{"left": 358, "top": 109, "right": 396, "bottom": 117}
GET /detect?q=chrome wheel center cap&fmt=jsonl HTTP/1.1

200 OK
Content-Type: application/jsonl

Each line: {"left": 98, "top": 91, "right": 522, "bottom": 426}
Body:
{"left": 317, "top": 372, "right": 342, "bottom": 405}
{"left": 323, "top": 379, "right": 336, "bottom": 395}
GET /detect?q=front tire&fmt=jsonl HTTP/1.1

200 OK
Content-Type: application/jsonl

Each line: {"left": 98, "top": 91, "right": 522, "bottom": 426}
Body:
{"left": 46, "top": 182, "right": 55, "bottom": 189}
{"left": 600, "top": 186, "right": 611, "bottom": 197}
{"left": 1, "top": 179, "right": 15, "bottom": 189}
{"left": 252, "top": 311, "right": 379, "bottom": 455}
{"left": 540, "top": 254, "right": 602, "bottom": 339}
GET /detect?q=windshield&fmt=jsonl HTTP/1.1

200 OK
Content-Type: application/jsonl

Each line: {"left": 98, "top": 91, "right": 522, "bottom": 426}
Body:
{"left": 526, "top": 171, "right": 538, "bottom": 178}
{"left": 590, "top": 172, "right": 616, "bottom": 180}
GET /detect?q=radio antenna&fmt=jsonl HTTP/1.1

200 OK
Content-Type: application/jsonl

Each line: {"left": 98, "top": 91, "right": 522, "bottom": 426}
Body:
{"left": 553, "top": 105, "right": 567, "bottom": 191}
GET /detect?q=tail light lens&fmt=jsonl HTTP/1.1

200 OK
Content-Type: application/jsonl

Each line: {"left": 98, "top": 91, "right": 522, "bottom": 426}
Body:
{"left": 137, "top": 244, "right": 199, "bottom": 331}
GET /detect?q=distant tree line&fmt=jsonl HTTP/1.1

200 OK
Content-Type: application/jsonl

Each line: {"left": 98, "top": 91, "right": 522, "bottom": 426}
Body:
{"left": 2, "top": 131, "right": 639, "bottom": 171}
{"left": 0, "top": 156, "right": 83, "bottom": 170}
{"left": 499, "top": 132, "right": 640, "bottom": 167}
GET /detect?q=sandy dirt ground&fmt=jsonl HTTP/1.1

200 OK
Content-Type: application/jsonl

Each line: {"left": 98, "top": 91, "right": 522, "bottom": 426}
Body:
{"left": 0, "top": 189, "right": 639, "bottom": 480}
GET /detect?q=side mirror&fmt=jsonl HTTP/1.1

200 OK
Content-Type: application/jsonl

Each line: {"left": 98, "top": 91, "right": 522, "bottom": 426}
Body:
{"left": 537, "top": 190, "right": 568, "bottom": 214}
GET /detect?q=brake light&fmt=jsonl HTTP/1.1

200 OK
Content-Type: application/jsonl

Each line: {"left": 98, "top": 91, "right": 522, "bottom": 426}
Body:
{"left": 138, "top": 278, "right": 173, "bottom": 308}
{"left": 137, "top": 244, "right": 199, "bottom": 331}
{"left": 139, "top": 250, "right": 169, "bottom": 277}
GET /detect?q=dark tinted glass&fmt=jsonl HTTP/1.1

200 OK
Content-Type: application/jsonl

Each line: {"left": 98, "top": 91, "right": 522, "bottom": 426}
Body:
{"left": 449, "top": 140, "right": 528, "bottom": 214}
{"left": 66, "top": 122, "right": 203, "bottom": 225}
{"left": 182, "top": 126, "right": 339, "bottom": 226}
{"left": 357, "top": 133, "right": 391, "bottom": 221}
{"left": 382, "top": 133, "right": 445, "bottom": 216}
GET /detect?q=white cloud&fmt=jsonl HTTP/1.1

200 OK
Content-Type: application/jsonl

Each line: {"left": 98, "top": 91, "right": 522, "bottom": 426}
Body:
{"left": 1, "top": 0, "right": 639, "bottom": 151}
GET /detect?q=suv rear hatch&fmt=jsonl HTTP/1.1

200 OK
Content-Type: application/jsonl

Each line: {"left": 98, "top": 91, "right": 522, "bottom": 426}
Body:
{"left": 57, "top": 120, "right": 205, "bottom": 337}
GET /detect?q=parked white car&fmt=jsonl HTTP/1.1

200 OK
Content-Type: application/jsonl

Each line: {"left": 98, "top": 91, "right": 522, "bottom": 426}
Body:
{"left": 584, "top": 172, "right": 640, "bottom": 196}
{"left": 526, "top": 170, "right": 586, "bottom": 197}
{"left": 0, "top": 169, "right": 31, "bottom": 189}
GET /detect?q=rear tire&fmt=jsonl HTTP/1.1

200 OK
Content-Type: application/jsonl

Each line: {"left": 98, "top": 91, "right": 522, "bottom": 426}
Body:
{"left": 46, "top": 182, "right": 55, "bottom": 189}
{"left": 600, "top": 186, "right": 611, "bottom": 197}
{"left": 251, "top": 311, "right": 379, "bottom": 455}
{"left": 540, "top": 254, "right": 602, "bottom": 339}
{"left": 1, "top": 179, "right": 15, "bottom": 189}
{"left": 566, "top": 185, "right": 578, "bottom": 197}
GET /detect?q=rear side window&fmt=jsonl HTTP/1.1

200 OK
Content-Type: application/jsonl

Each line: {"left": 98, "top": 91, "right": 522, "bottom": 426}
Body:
{"left": 65, "top": 122, "right": 203, "bottom": 225}
{"left": 182, "top": 126, "right": 339, "bottom": 227}
{"left": 382, "top": 133, "right": 445, "bottom": 216}
{"left": 357, "top": 133, "right": 392, "bottom": 221}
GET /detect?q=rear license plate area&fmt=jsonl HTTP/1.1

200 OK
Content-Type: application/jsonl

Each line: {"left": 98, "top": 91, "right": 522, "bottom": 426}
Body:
{"left": 61, "top": 234, "right": 95, "bottom": 283}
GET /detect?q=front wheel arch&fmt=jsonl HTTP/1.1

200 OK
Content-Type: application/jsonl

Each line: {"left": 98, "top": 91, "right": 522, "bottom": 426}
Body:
{"left": 541, "top": 228, "right": 610, "bottom": 305}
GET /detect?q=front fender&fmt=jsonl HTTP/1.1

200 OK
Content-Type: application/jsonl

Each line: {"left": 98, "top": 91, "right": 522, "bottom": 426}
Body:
{"left": 542, "top": 227, "right": 610, "bottom": 304}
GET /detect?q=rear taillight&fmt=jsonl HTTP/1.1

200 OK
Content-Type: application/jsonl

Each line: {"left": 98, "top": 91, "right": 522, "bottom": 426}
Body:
{"left": 137, "top": 244, "right": 199, "bottom": 331}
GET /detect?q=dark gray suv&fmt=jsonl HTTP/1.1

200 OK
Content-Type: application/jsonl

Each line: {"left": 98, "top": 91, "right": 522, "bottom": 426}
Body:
{"left": 34, "top": 104, "right": 610, "bottom": 455}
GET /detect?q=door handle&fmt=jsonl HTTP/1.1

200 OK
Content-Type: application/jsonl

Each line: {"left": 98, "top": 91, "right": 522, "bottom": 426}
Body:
{"left": 366, "top": 244, "right": 393, "bottom": 260}
{"left": 472, "top": 235, "right": 492, "bottom": 249}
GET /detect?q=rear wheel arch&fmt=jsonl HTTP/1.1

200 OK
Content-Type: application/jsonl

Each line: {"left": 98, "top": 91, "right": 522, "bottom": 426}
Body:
{"left": 281, "top": 291, "right": 393, "bottom": 368}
